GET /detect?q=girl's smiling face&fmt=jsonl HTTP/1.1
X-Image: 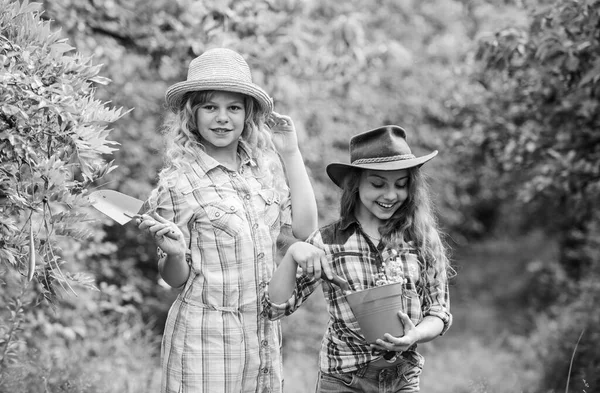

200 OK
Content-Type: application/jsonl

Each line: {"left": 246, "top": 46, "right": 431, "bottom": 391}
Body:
{"left": 356, "top": 169, "right": 409, "bottom": 224}
{"left": 195, "top": 91, "right": 246, "bottom": 154}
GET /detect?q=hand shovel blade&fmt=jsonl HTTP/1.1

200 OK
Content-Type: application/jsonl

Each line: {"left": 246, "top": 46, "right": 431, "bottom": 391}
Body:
{"left": 89, "top": 190, "right": 144, "bottom": 225}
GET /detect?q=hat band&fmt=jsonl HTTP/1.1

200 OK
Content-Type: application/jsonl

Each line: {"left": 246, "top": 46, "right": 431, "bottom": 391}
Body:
{"left": 352, "top": 154, "right": 416, "bottom": 165}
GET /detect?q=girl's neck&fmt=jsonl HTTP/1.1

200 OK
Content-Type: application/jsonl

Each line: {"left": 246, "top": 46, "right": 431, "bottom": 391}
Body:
{"left": 354, "top": 205, "right": 384, "bottom": 240}
{"left": 205, "top": 144, "right": 240, "bottom": 171}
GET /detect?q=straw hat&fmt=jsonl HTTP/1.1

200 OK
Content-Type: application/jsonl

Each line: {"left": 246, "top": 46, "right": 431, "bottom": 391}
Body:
{"left": 326, "top": 125, "right": 438, "bottom": 187}
{"left": 165, "top": 48, "right": 273, "bottom": 114}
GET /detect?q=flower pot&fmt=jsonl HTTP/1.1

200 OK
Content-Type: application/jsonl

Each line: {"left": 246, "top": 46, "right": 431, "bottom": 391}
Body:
{"left": 345, "top": 282, "right": 404, "bottom": 344}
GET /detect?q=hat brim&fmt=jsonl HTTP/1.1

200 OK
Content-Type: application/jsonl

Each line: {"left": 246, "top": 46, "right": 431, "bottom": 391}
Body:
{"left": 165, "top": 78, "right": 273, "bottom": 114}
{"left": 326, "top": 151, "right": 438, "bottom": 188}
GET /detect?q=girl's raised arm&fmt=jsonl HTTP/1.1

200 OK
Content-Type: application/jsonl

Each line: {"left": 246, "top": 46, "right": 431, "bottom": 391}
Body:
{"left": 268, "top": 112, "right": 318, "bottom": 240}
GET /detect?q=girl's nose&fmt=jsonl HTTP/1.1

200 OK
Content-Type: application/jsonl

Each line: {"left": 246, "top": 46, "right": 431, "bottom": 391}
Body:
{"left": 216, "top": 108, "right": 229, "bottom": 123}
{"left": 384, "top": 188, "right": 398, "bottom": 200}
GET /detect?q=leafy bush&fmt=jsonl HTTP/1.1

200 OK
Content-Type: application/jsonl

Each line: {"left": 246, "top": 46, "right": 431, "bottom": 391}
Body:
{"left": 0, "top": 0, "right": 125, "bottom": 295}
{"left": 451, "top": 0, "right": 600, "bottom": 263}
{"left": 444, "top": 0, "right": 600, "bottom": 390}
{"left": 0, "top": 0, "right": 126, "bottom": 378}
{"left": 0, "top": 294, "right": 161, "bottom": 393}
{"left": 526, "top": 277, "right": 600, "bottom": 393}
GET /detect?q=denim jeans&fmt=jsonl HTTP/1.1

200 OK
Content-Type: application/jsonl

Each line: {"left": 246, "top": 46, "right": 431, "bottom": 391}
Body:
{"left": 315, "top": 354, "right": 423, "bottom": 393}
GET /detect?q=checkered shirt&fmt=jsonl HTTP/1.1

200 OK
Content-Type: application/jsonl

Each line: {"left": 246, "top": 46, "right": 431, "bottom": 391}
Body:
{"left": 263, "top": 216, "right": 452, "bottom": 374}
{"left": 147, "top": 142, "right": 292, "bottom": 393}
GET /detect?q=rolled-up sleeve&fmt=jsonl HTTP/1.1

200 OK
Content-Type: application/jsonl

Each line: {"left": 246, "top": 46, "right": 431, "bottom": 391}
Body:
{"left": 262, "top": 272, "right": 321, "bottom": 321}
{"left": 422, "top": 257, "right": 452, "bottom": 335}
{"left": 142, "top": 180, "right": 194, "bottom": 267}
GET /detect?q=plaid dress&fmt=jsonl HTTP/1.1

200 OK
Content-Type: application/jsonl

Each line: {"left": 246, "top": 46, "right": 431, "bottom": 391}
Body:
{"left": 149, "top": 142, "right": 291, "bottom": 393}
{"left": 263, "top": 216, "right": 452, "bottom": 375}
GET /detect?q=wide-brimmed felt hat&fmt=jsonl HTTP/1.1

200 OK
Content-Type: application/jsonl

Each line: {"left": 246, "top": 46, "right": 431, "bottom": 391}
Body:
{"left": 165, "top": 48, "right": 273, "bottom": 114}
{"left": 326, "top": 125, "right": 438, "bottom": 187}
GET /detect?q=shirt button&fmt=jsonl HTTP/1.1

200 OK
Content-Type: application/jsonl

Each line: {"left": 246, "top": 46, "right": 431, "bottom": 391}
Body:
{"left": 215, "top": 212, "right": 221, "bottom": 217}
{"left": 261, "top": 340, "right": 268, "bottom": 347}
{"left": 231, "top": 173, "right": 237, "bottom": 177}
{"left": 230, "top": 206, "right": 235, "bottom": 211}
{"left": 245, "top": 194, "right": 251, "bottom": 200}
{"left": 253, "top": 223, "right": 259, "bottom": 229}
{"left": 263, "top": 367, "right": 269, "bottom": 374}
{"left": 257, "top": 252, "right": 264, "bottom": 259}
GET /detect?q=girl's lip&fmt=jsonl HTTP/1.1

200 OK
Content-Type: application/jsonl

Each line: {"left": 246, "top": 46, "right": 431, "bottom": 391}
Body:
{"left": 376, "top": 201, "right": 396, "bottom": 209}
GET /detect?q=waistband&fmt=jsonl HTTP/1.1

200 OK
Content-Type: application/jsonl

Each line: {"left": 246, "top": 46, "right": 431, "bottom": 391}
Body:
{"left": 178, "top": 295, "right": 240, "bottom": 312}
{"left": 355, "top": 361, "right": 405, "bottom": 379}
{"left": 355, "top": 350, "right": 423, "bottom": 380}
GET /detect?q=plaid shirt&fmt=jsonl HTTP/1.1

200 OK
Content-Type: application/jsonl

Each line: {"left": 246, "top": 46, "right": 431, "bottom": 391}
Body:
{"left": 148, "top": 142, "right": 292, "bottom": 393}
{"left": 263, "top": 216, "right": 452, "bottom": 375}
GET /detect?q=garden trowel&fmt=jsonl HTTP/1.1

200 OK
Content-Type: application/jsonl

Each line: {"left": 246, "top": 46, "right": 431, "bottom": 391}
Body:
{"left": 88, "top": 190, "right": 177, "bottom": 239}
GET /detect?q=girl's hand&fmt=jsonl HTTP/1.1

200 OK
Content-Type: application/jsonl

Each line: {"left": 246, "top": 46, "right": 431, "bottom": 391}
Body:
{"left": 137, "top": 212, "right": 186, "bottom": 256}
{"left": 370, "top": 311, "right": 419, "bottom": 353}
{"left": 267, "top": 111, "right": 299, "bottom": 155}
{"left": 288, "top": 242, "right": 334, "bottom": 281}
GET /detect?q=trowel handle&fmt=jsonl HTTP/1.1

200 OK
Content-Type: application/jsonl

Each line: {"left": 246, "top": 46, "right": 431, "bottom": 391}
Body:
{"left": 322, "top": 273, "right": 352, "bottom": 294}
{"left": 125, "top": 213, "right": 179, "bottom": 240}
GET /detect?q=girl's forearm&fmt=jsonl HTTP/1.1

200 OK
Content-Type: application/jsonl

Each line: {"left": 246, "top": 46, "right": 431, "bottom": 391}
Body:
{"left": 158, "top": 250, "right": 189, "bottom": 288}
{"left": 414, "top": 316, "right": 445, "bottom": 344}
{"left": 280, "top": 149, "right": 318, "bottom": 240}
{"left": 268, "top": 252, "right": 298, "bottom": 303}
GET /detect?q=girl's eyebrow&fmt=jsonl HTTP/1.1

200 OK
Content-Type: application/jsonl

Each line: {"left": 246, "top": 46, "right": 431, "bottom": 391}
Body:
{"left": 204, "top": 99, "right": 244, "bottom": 105}
{"left": 367, "top": 174, "right": 409, "bottom": 181}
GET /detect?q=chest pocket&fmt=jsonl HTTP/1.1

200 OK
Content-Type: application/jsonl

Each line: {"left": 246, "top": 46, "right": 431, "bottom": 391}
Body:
{"left": 403, "top": 253, "right": 422, "bottom": 288}
{"left": 203, "top": 198, "right": 245, "bottom": 238}
{"left": 257, "top": 189, "right": 281, "bottom": 229}
{"left": 328, "top": 251, "right": 376, "bottom": 296}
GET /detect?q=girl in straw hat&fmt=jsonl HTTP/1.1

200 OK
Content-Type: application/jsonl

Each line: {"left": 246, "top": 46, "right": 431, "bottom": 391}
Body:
{"left": 136, "top": 48, "right": 318, "bottom": 393}
{"left": 264, "top": 125, "right": 453, "bottom": 392}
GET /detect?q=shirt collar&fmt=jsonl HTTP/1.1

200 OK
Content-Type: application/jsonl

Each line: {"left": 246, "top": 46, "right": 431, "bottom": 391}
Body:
{"left": 193, "top": 140, "right": 257, "bottom": 174}
{"left": 237, "top": 140, "right": 258, "bottom": 167}
{"left": 339, "top": 214, "right": 360, "bottom": 231}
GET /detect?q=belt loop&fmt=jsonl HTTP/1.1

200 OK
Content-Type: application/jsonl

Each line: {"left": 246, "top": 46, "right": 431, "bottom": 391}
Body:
{"left": 396, "top": 363, "right": 403, "bottom": 376}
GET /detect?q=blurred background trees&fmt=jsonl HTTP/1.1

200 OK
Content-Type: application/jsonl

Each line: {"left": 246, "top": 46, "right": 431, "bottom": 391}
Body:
{"left": 1, "top": 0, "right": 598, "bottom": 392}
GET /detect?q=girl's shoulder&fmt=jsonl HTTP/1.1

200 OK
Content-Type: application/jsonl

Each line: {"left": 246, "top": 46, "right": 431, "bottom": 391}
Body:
{"left": 313, "top": 219, "right": 356, "bottom": 246}
{"left": 259, "top": 148, "right": 284, "bottom": 172}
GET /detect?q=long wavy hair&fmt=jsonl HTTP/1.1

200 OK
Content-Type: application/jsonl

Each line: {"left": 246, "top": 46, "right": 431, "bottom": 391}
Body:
{"left": 157, "top": 90, "right": 275, "bottom": 187}
{"left": 339, "top": 167, "right": 453, "bottom": 280}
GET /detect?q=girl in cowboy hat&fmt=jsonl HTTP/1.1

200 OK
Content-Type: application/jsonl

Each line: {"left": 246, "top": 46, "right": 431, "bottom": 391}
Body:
{"left": 264, "top": 125, "right": 453, "bottom": 392}
{"left": 136, "top": 48, "right": 318, "bottom": 393}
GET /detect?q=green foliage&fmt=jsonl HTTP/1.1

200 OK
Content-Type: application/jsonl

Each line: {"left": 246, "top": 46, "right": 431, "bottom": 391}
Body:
{"left": 442, "top": 0, "right": 600, "bottom": 390}
{"left": 0, "top": 301, "right": 161, "bottom": 393}
{"left": 449, "top": 0, "right": 600, "bottom": 234}
{"left": 0, "top": 0, "right": 124, "bottom": 290}
{"left": 475, "top": 0, "right": 600, "bottom": 208}
{"left": 0, "top": 0, "right": 127, "bottom": 380}
{"left": 526, "top": 278, "right": 600, "bottom": 393}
